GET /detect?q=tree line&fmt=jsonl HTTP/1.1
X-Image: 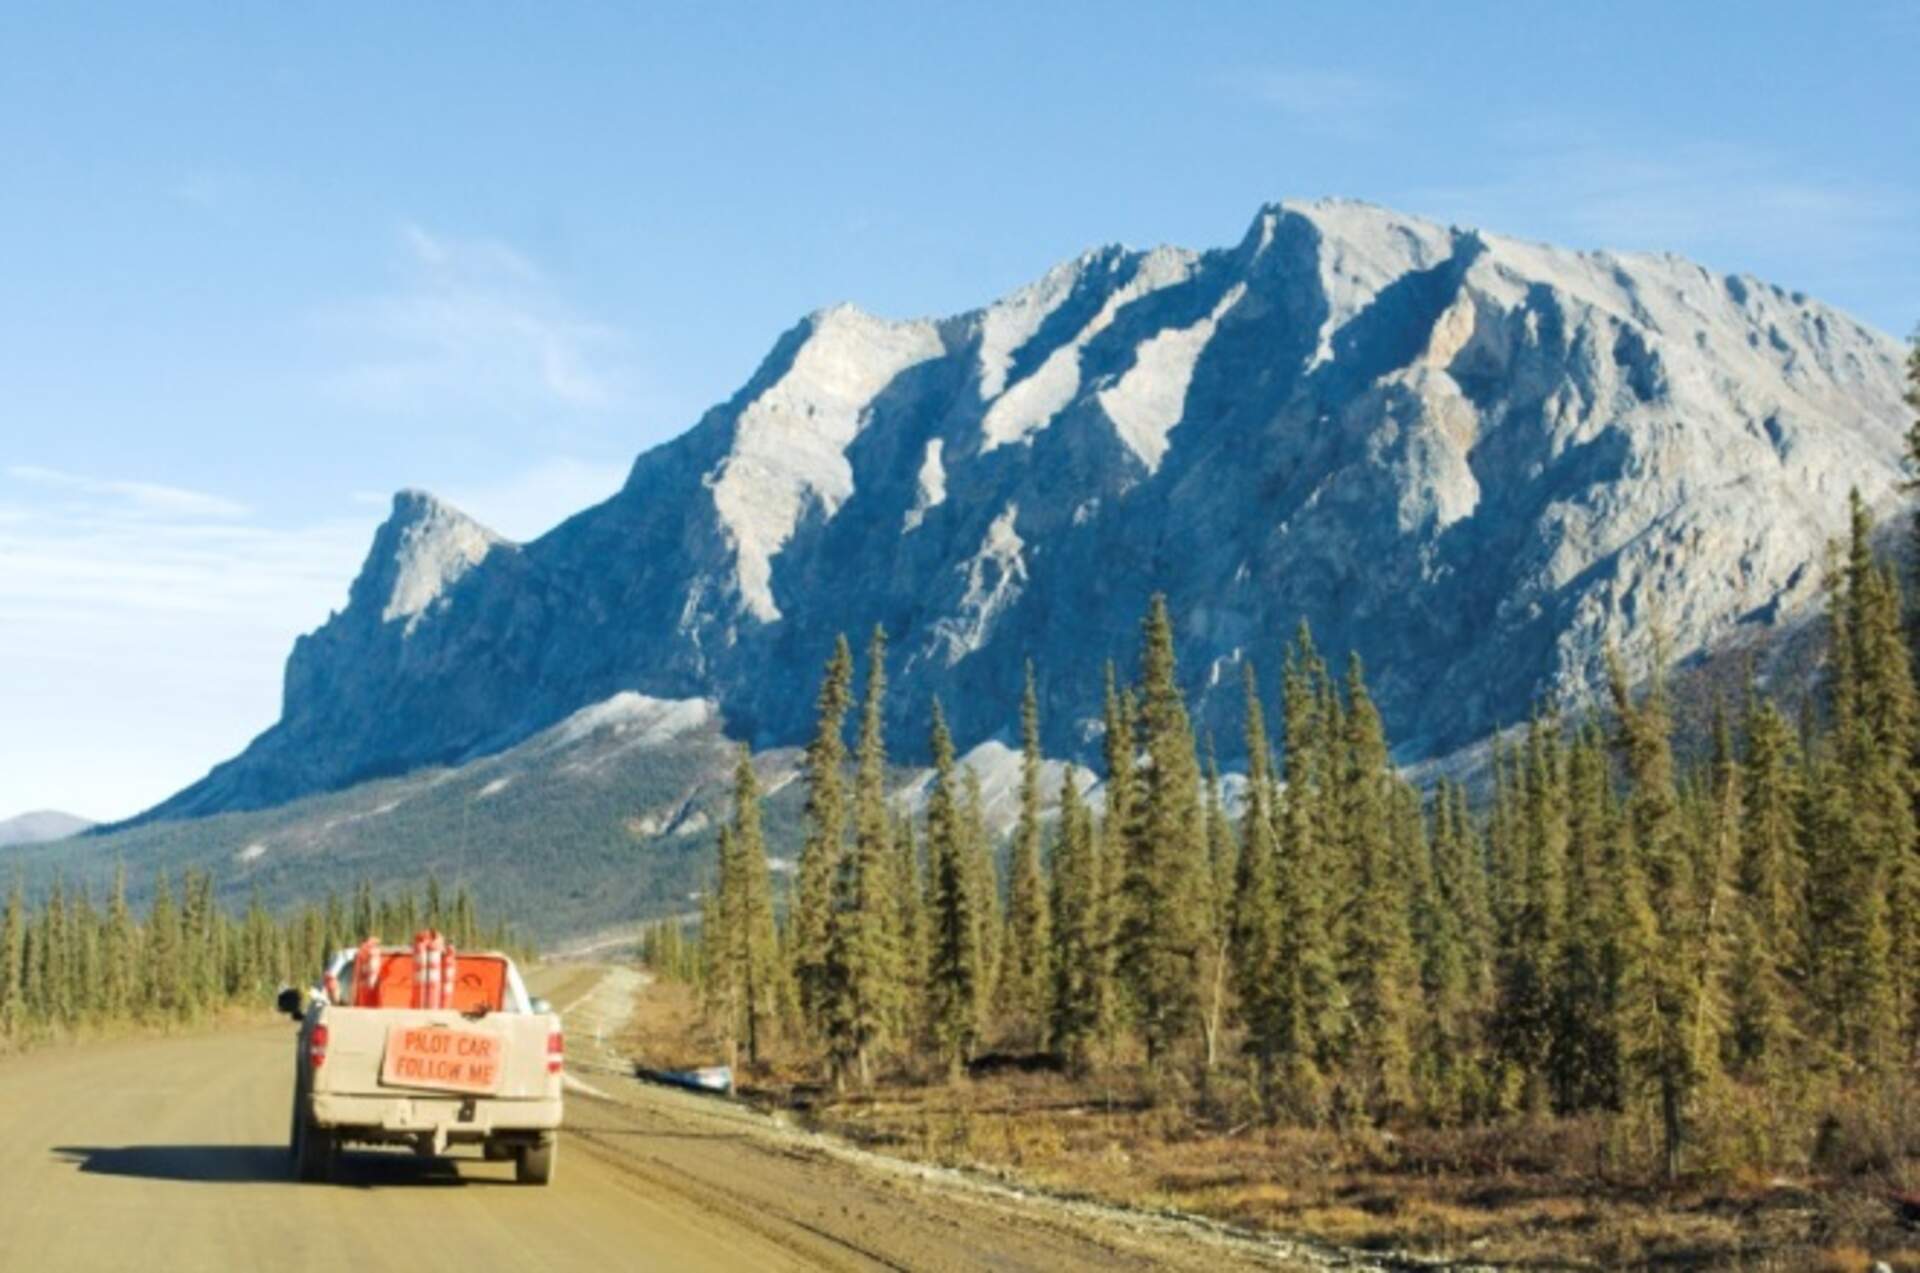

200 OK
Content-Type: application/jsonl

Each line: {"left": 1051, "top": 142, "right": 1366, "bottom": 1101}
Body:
{"left": 0, "top": 869, "right": 511, "bottom": 1047}
{"left": 694, "top": 484, "right": 1920, "bottom": 1179}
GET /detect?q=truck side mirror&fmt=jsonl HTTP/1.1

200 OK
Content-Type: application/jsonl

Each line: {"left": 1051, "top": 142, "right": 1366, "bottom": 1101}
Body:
{"left": 276, "top": 986, "right": 304, "bottom": 1020}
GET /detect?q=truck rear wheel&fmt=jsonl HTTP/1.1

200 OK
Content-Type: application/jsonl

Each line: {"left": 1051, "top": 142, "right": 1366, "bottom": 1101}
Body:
{"left": 515, "top": 1135, "right": 557, "bottom": 1185}
{"left": 290, "top": 1105, "right": 334, "bottom": 1183}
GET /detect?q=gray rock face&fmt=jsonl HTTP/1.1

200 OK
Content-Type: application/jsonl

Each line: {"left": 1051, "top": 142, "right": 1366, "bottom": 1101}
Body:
{"left": 143, "top": 200, "right": 1911, "bottom": 822}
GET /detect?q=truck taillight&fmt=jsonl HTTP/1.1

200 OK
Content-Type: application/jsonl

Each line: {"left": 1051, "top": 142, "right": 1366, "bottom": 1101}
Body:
{"left": 546, "top": 1030, "right": 564, "bottom": 1075}
{"left": 309, "top": 1023, "right": 329, "bottom": 1069}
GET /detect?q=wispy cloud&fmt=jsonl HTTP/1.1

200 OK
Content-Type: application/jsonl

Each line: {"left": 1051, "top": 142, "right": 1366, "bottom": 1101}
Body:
{"left": 0, "top": 451, "right": 636, "bottom": 817}
{"left": 1223, "top": 67, "right": 1400, "bottom": 135}
{"left": 0, "top": 466, "right": 373, "bottom": 818}
{"left": 321, "top": 225, "right": 631, "bottom": 414}
{"left": 6, "top": 464, "right": 250, "bottom": 520}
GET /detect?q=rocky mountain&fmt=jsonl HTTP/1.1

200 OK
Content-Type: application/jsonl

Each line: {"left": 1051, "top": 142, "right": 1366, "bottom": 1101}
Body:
{"left": 138, "top": 199, "right": 1911, "bottom": 825}
{"left": 0, "top": 810, "right": 94, "bottom": 848}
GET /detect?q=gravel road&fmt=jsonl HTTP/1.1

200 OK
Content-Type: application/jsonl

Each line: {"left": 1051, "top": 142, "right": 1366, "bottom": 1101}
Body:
{"left": 0, "top": 968, "right": 1350, "bottom": 1272}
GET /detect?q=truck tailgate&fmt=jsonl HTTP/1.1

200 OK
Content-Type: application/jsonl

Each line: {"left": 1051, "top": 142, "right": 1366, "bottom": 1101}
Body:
{"left": 316, "top": 1008, "right": 557, "bottom": 1100}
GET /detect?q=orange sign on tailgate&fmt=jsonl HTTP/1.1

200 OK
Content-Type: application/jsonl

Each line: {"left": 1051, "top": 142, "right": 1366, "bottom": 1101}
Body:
{"left": 380, "top": 1024, "right": 505, "bottom": 1094}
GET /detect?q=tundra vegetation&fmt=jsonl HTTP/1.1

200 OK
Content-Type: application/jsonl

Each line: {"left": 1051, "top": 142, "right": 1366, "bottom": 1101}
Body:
{"left": 653, "top": 354, "right": 1920, "bottom": 1266}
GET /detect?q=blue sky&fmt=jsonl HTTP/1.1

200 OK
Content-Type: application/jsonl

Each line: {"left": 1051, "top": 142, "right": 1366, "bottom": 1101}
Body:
{"left": 3, "top": 2, "right": 1916, "bottom": 821}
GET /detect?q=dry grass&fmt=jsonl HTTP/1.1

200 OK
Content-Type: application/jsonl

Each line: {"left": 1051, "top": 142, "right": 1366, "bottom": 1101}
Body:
{"left": 619, "top": 979, "right": 1920, "bottom": 1269}
{"left": 0, "top": 1004, "right": 276, "bottom": 1059}
{"left": 796, "top": 1078, "right": 1915, "bottom": 1268}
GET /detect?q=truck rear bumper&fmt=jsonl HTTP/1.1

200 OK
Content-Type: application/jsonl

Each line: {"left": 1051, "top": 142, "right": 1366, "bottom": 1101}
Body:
{"left": 311, "top": 1093, "right": 562, "bottom": 1142}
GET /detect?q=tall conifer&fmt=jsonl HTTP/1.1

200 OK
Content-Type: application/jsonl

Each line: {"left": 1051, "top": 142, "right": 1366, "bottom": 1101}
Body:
{"left": 0, "top": 876, "right": 22, "bottom": 1040}
{"left": 824, "top": 627, "right": 902, "bottom": 1087}
{"left": 924, "top": 702, "right": 981, "bottom": 1076}
{"left": 1048, "top": 766, "right": 1101, "bottom": 1070}
{"left": 1609, "top": 648, "right": 1723, "bottom": 1179}
{"left": 1000, "top": 662, "right": 1052, "bottom": 1045}
{"left": 794, "top": 636, "right": 854, "bottom": 1038}
{"left": 1232, "top": 663, "right": 1285, "bottom": 1107}
{"left": 1271, "top": 629, "right": 1340, "bottom": 1118}
{"left": 1336, "top": 655, "right": 1417, "bottom": 1119}
{"left": 1199, "top": 746, "right": 1237, "bottom": 1072}
{"left": 1118, "top": 596, "right": 1208, "bottom": 1066}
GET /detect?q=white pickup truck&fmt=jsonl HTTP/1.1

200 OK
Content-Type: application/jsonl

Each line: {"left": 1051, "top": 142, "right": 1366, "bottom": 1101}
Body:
{"left": 278, "top": 945, "right": 564, "bottom": 1185}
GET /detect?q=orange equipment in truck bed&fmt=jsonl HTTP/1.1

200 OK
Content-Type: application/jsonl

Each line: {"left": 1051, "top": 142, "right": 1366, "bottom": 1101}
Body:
{"left": 349, "top": 946, "right": 509, "bottom": 1012}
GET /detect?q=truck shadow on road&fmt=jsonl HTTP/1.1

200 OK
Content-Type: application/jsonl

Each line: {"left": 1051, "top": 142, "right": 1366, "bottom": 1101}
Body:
{"left": 53, "top": 1145, "right": 510, "bottom": 1188}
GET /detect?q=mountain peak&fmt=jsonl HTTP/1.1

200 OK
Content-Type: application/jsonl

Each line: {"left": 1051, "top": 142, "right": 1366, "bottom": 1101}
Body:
{"left": 360, "top": 489, "right": 504, "bottom": 632}
{"left": 387, "top": 486, "right": 487, "bottom": 529}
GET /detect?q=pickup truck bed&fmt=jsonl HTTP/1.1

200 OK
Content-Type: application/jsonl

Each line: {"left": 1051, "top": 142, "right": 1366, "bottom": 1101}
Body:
{"left": 286, "top": 947, "right": 564, "bottom": 1184}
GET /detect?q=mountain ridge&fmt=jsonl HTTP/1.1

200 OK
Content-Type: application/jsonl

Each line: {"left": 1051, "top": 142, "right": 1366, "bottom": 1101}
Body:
{"left": 131, "top": 197, "right": 1910, "bottom": 827}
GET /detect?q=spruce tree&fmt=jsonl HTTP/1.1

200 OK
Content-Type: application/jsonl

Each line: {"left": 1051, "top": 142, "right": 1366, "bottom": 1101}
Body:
{"left": 794, "top": 636, "right": 854, "bottom": 1039}
{"left": 717, "top": 746, "right": 783, "bottom": 1068}
{"left": 823, "top": 627, "right": 903, "bottom": 1087}
{"left": 1442, "top": 781, "right": 1494, "bottom": 1021}
{"left": 1609, "top": 647, "right": 1724, "bottom": 1180}
{"left": 1271, "top": 629, "right": 1340, "bottom": 1119}
{"left": 1095, "top": 665, "right": 1136, "bottom": 1053}
{"left": 1000, "top": 662, "right": 1052, "bottom": 1046}
{"left": 1815, "top": 499, "right": 1906, "bottom": 1069}
{"left": 1232, "top": 663, "right": 1285, "bottom": 1108}
{"left": 183, "top": 870, "right": 216, "bottom": 1015}
{"left": 961, "top": 765, "right": 999, "bottom": 1029}
{"left": 704, "top": 826, "right": 742, "bottom": 1061}
{"left": 1198, "top": 745, "right": 1237, "bottom": 1072}
{"left": 1494, "top": 711, "right": 1568, "bottom": 1114}
{"left": 1726, "top": 691, "right": 1804, "bottom": 1077}
{"left": 1048, "top": 764, "right": 1100, "bottom": 1070}
{"left": 103, "top": 865, "right": 135, "bottom": 1024}
{"left": 451, "top": 887, "right": 477, "bottom": 950}
{"left": 0, "top": 876, "right": 22, "bottom": 1040}
{"left": 1550, "top": 726, "right": 1624, "bottom": 1114}
{"left": 145, "top": 871, "right": 181, "bottom": 1019}
{"left": 69, "top": 887, "right": 99, "bottom": 1021}
{"left": 1336, "top": 655, "right": 1418, "bottom": 1120}
{"left": 893, "top": 811, "right": 927, "bottom": 1046}
{"left": 924, "top": 701, "right": 981, "bottom": 1076}
{"left": 242, "top": 886, "right": 274, "bottom": 995}
{"left": 1424, "top": 777, "right": 1486, "bottom": 1120}
{"left": 1117, "top": 596, "right": 1209, "bottom": 1067}
{"left": 42, "top": 880, "right": 70, "bottom": 1028}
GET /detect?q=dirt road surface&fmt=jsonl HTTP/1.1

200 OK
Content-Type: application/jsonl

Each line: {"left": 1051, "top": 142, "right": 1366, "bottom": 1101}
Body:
{"left": 0, "top": 969, "right": 1358, "bottom": 1272}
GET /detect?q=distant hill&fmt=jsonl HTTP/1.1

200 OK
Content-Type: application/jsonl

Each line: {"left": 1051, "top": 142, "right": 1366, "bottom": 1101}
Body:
{"left": 13, "top": 696, "right": 771, "bottom": 942}
{"left": 25, "top": 690, "right": 1096, "bottom": 944}
{"left": 0, "top": 810, "right": 95, "bottom": 848}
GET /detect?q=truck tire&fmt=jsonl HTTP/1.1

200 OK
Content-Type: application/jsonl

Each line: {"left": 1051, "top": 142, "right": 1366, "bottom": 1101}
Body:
{"left": 516, "top": 1135, "right": 557, "bottom": 1185}
{"left": 290, "top": 1105, "right": 335, "bottom": 1183}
